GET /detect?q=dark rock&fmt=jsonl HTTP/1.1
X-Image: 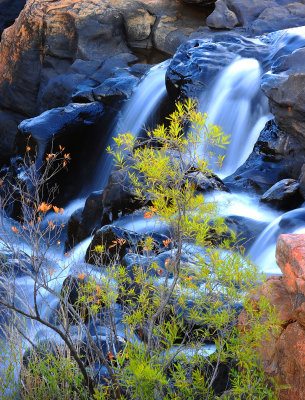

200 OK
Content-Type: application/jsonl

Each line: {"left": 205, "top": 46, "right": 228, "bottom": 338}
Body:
{"left": 101, "top": 165, "right": 146, "bottom": 224}
{"left": 224, "top": 120, "right": 305, "bottom": 195}
{"left": 15, "top": 102, "right": 105, "bottom": 204}
{"left": 85, "top": 225, "right": 141, "bottom": 266}
{"left": 60, "top": 275, "right": 90, "bottom": 323}
{"left": 262, "top": 46, "right": 305, "bottom": 143}
{"left": 0, "top": 110, "right": 25, "bottom": 165}
{"left": 92, "top": 74, "right": 139, "bottom": 105}
{"left": 166, "top": 34, "right": 269, "bottom": 100}
{"left": 224, "top": 215, "right": 267, "bottom": 250}
{"left": 66, "top": 208, "right": 84, "bottom": 251}
{"left": 140, "top": 232, "right": 174, "bottom": 255}
{"left": 66, "top": 191, "right": 103, "bottom": 251}
{"left": 260, "top": 179, "right": 303, "bottom": 210}
{"left": 251, "top": 3, "right": 305, "bottom": 35}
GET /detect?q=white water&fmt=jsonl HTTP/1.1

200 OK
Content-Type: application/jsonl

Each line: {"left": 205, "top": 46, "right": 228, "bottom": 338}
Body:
{"left": 249, "top": 208, "right": 305, "bottom": 275}
{"left": 199, "top": 57, "right": 272, "bottom": 178}
{"left": 94, "top": 60, "right": 170, "bottom": 190}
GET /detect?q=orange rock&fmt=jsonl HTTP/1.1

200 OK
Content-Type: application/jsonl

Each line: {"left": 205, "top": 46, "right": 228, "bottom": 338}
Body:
{"left": 276, "top": 234, "right": 305, "bottom": 294}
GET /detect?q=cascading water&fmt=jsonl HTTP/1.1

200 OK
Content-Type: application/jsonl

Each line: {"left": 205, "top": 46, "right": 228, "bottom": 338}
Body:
{"left": 249, "top": 208, "right": 305, "bottom": 274}
{"left": 94, "top": 60, "right": 170, "bottom": 190}
{"left": 199, "top": 57, "right": 272, "bottom": 178}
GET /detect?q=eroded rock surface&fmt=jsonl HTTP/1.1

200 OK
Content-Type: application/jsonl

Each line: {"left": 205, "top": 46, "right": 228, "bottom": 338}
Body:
{"left": 240, "top": 233, "right": 305, "bottom": 400}
{"left": 0, "top": 0, "right": 212, "bottom": 161}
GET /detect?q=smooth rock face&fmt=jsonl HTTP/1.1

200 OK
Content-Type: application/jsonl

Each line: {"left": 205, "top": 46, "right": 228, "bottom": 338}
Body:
{"left": 240, "top": 234, "right": 305, "bottom": 400}
{"left": 260, "top": 178, "right": 303, "bottom": 210}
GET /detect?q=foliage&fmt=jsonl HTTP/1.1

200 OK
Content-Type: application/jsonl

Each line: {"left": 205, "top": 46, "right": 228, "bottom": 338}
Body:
{"left": 0, "top": 100, "right": 280, "bottom": 400}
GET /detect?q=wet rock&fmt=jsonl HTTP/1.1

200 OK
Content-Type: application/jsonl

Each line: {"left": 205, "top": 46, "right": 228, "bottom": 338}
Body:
{"left": 206, "top": 0, "right": 239, "bottom": 29}
{"left": 66, "top": 191, "right": 103, "bottom": 250}
{"left": 85, "top": 225, "right": 141, "bottom": 266}
{"left": 262, "top": 46, "right": 305, "bottom": 142}
{"left": 260, "top": 179, "right": 303, "bottom": 210}
{"left": 15, "top": 102, "right": 105, "bottom": 203}
{"left": 101, "top": 165, "right": 146, "bottom": 224}
{"left": 166, "top": 33, "right": 269, "bottom": 100}
{"left": 224, "top": 215, "right": 267, "bottom": 250}
{"left": 92, "top": 74, "right": 139, "bottom": 105}
{"left": 224, "top": 119, "right": 305, "bottom": 195}
{"left": 61, "top": 275, "right": 90, "bottom": 323}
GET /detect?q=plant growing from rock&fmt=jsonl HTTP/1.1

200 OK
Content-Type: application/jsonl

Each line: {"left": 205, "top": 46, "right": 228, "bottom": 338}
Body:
{"left": 0, "top": 101, "right": 280, "bottom": 400}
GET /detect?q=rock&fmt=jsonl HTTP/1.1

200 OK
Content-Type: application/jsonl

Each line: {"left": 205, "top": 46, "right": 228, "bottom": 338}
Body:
{"left": 0, "top": 0, "right": 209, "bottom": 129}
{"left": 66, "top": 191, "right": 104, "bottom": 250}
{"left": 224, "top": 215, "right": 267, "bottom": 250}
{"left": 182, "top": 0, "right": 215, "bottom": 5}
{"left": 260, "top": 179, "right": 303, "bottom": 210}
{"left": 0, "top": 110, "right": 25, "bottom": 164}
{"left": 85, "top": 225, "right": 141, "bottom": 266}
{"left": 92, "top": 74, "right": 139, "bottom": 105}
{"left": 262, "top": 46, "right": 305, "bottom": 141}
{"left": 101, "top": 165, "right": 146, "bottom": 224}
{"left": 276, "top": 233, "right": 305, "bottom": 295}
{"left": 123, "top": 8, "right": 156, "bottom": 44}
{"left": 166, "top": 33, "right": 269, "bottom": 100}
{"left": 238, "top": 234, "right": 305, "bottom": 400}
{"left": 251, "top": 3, "right": 305, "bottom": 35}
{"left": 61, "top": 275, "right": 90, "bottom": 323}
{"left": 66, "top": 208, "right": 84, "bottom": 251}
{"left": 268, "top": 321, "right": 305, "bottom": 400}
{"left": 15, "top": 102, "right": 105, "bottom": 203}
{"left": 224, "top": 119, "right": 305, "bottom": 195}
{"left": 206, "top": 0, "right": 239, "bottom": 29}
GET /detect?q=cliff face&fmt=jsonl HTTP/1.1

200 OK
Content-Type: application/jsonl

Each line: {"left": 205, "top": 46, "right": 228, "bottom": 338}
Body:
{"left": 0, "top": 0, "right": 212, "bottom": 162}
{"left": 240, "top": 233, "right": 305, "bottom": 400}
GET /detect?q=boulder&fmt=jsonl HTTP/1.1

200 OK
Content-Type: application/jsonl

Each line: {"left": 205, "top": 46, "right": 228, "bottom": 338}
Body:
{"left": 85, "top": 225, "right": 141, "bottom": 266}
{"left": 166, "top": 33, "right": 269, "bottom": 100}
{"left": 206, "top": 0, "right": 239, "bottom": 29}
{"left": 260, "top": 178, "right": 303, "bottom": 210}
{"left": 251, "top": 3, "right": 305, "bottom": 35}
{"left": 15, "top": 102, "right": 105, "bottom": 203}
{"left": 242, "top": 234, "right": 305, "bottom": 400}
{"left": 0, "top": 0, "right": 209, "bottom": 120}
{"left": 224, "top": 119, "right": 305, "bottom": 195}
{"left": 66, "top": 191, "right": 103, "bottom": 250}
{"left": 262, "top": 46, "right": 305, "bottom": 143}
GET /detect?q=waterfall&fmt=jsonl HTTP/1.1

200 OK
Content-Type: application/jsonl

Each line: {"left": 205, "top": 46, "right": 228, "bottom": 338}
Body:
{"left": 199, "top": 57, "right": 271, "bottom": 178}
{"left": 249, "top": 208, "right": 305, "bottom": 274}
{"left": 94, "top": 60, "right": 170, "bottom": 190}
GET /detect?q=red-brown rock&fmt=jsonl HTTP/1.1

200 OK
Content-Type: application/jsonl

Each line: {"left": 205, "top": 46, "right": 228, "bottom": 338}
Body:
{"left": 276, "top": 233, "right": 305, "bottom": 294}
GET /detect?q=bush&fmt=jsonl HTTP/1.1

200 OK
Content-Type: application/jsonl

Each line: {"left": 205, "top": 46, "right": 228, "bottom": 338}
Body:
{"left": 0, "top": 100, "right": 280, "bottom": 399}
